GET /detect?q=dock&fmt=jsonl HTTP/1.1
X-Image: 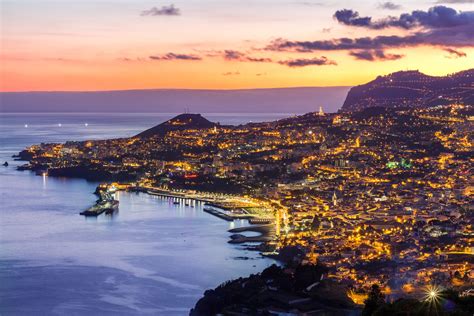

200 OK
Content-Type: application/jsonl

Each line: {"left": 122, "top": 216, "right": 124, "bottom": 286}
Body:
{"left": 147, "top": 189, "right": 212, "bottom": 203}
{"left": 249, "top": 218, "right": 274, "bottom": 224}
{"left": 203, "top": 207, "right": 234, "bottom": 221}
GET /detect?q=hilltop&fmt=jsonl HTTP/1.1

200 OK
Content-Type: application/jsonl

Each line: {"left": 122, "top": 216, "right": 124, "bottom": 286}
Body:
{"left": 341, "top": 69, "right": 473, "bottom": 112}
{"left": 136, "top": 113, "right": 217, "bottom": 138}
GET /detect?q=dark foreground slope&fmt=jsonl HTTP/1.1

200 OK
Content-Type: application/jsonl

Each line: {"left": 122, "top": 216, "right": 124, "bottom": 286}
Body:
{"left": 341, "top": 69, "right": 473, "bottom": 112}
{"left": 190, "top": 264, "right": 359, "bottom": 316}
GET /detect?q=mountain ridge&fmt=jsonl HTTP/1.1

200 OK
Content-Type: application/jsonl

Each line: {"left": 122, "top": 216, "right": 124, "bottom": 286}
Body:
{"left": 0, "top": 87, "right": 350, "bottom": 114}
{"left": 341, "top": 69, "right": 474, "bottom": 112}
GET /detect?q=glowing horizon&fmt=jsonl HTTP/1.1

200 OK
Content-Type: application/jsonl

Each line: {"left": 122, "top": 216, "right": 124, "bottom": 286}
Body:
{"left": 1, "top": 0, "right": 473, "bottom": 92}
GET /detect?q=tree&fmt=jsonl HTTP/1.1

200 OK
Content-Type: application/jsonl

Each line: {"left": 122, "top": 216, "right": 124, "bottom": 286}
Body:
{"left": 362, "top": 284, "right": 386, "bottom": 316}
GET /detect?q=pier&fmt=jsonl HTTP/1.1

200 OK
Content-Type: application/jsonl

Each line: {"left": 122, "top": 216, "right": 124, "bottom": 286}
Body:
{"left": 203, "top": 207, "right": 234, "bottom": 221}
{"left": 146, "top": 189, "right": 214, "bottom": 203}
{"left": 114, "top": 185, "right": 276, "bottom": 227}
{"left": 249, "top": 218, "right": 274, "bottom": 224}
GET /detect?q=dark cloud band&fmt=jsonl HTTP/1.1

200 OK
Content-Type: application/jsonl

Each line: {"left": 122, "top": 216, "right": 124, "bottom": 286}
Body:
{"left": 278, "top": 57, "right": 337, "bottom": 67}
{"left": 149, "top": 53, "right": 201, "bottom": 61}
{"left": 266, "top": 24, "right": 473, "bottom": 52}
{"left": 141, "top": 5, "right": 180, "bottom": 16}
{"left": 377, "top": 2, "right": 402, "bottom": 10}
{"left": 334, "top": 6, "right": 474, "bottom": 30}
{"left": 349, "top": 49, "right": 404, "bottom": 61}
{"left": 443, "top": 48, "right": 467, "bottom": 58}
{"left": 223, "top": 50, "right": 272, "bottom": 63}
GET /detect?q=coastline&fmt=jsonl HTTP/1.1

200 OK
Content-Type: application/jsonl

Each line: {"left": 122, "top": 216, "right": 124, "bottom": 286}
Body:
{"left": 0, "top": 166, "right": 277, "bottom": 315}
{"left": 126, "top": 184, "right": 278, "bottom": 247}
{"left": 14, "top": 153, "right": 280, "bottom": 256}
{"left": 1, "top": 112, "right": 289, "bottom": 315}
{"left": 90, "top": 183, "right": 279, "bottom": 252}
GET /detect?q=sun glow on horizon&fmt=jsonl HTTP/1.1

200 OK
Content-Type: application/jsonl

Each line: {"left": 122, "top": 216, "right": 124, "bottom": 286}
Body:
{"left": 1, "top": 0, "right": 473, "bottom": 91}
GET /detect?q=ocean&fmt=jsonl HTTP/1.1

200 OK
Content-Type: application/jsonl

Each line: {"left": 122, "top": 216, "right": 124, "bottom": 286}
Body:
{"left": 0, "top": 113, "right": 290, "bottom": 315}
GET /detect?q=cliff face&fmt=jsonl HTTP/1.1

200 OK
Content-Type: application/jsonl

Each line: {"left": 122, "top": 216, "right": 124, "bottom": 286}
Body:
{"left": 136, "top": 113, "right": 216, "bottom": 138}
{"left": 341, "top": 69, "right": 474, "bottom": 112}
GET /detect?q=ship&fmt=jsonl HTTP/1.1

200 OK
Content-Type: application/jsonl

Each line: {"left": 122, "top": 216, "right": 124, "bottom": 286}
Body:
{"left": 80, "top": 199, "right": 119, "bottom": 216}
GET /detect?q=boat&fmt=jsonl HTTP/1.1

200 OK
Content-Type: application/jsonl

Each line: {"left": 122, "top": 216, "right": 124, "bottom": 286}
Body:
{"left": 80, "top": 200, "right": 119, "bottom": 216}
{"left": 173, "top": 201, "right": 180, "bottom": 205}
{"left": 105, "top": 206, "right": 118, "bottom": 215}
{"left": 107, "top": 186, "right": 118, "bottom": 193}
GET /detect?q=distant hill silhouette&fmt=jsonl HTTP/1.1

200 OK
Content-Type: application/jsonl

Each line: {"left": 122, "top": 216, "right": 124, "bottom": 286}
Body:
{"left": 136, "top": 113, "right": 216, "bottom": 138}
{"left": 341, "top": 69, "right": 473, "bottom": 112}
{"left": 0, "top": 87, "right": 350, "bottom": 114}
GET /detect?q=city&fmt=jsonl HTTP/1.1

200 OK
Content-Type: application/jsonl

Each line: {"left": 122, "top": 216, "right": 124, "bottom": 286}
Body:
{"left": 17, "top": 97, "right": 473, "bottom": 313}
{"left": 2, "top": 0, "right": 474, "bottom": 314}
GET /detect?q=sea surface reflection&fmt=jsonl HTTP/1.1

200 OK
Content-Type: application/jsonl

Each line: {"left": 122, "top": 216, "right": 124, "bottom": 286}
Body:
{"left": 0, "top": 113, "right": 278, "bottom": 315}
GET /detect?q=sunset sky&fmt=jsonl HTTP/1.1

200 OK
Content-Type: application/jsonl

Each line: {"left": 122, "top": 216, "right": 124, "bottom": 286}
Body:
{"left": 1, "top": 0, "right": 473, "bottom": 91}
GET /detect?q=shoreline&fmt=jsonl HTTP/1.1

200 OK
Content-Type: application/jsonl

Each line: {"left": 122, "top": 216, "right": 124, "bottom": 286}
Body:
{"left": 13, "top": 137, "right": 282, "bottom": 264}
{"left": 1, "top": 166, "right": 279, "bottom": 315}
{"left": 111, "top": 184, "right": 278, "bottom": 252}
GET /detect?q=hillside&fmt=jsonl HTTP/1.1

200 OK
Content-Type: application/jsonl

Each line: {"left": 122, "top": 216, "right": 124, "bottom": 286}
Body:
{"left": 136, "top": 113, "right": 216, "bottom": 138}
{"left": 341, "top": 69, "right": 473, "bottom": 112}
{"left": 190, "top": 264, "right": 359, "bottom": 316}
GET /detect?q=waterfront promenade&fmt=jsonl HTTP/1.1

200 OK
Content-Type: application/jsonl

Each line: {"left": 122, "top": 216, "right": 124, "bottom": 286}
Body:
{"left": 101, "top": 183, "right": 278, "bottom": 244}
{"left": 127, "top": 184, "right": 275, "bottom": 221}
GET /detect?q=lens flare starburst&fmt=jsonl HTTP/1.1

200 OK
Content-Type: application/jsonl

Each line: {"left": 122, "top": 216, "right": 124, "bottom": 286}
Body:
{"left": 424, "top": 285, "right": 441, "bottom": 303}
{"left": 422, "top": 284, "right": 444, "bottom": 315}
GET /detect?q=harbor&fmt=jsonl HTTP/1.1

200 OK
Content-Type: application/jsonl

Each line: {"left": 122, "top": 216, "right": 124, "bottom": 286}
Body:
{"left": 0, "top": 167, "right": 277, "bottom": 315}
{"left": 0, "top": 112, "right": 284, "bottom": 315}
{"left": 106, "top": 183, "right": 276, "bottom": 224}
{"left": 89, "top": 183, "right": 278, "bottom": 246}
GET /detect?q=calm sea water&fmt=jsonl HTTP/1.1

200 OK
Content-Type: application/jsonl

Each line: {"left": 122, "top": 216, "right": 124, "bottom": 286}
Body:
{"left": 0, "top": 113, "right": 289, "bottom": 315}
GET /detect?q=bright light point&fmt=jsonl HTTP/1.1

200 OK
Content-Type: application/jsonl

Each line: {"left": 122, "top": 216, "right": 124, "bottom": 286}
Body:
{"left": 424, "top": 285, "right": 442, "bottom": 303}
{"left": 58, "top": 123, "right": 62, "bottom": 127}
{"left": 84, "top": 123, "right": 88, "bottom": 127}
{"left": 24, "top": 124, "right": 28, "bottom": 128}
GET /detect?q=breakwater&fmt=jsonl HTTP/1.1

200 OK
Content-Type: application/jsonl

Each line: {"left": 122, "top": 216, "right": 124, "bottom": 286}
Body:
{"left": 228, "top": 225, "right": 275, "bottom": 244}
